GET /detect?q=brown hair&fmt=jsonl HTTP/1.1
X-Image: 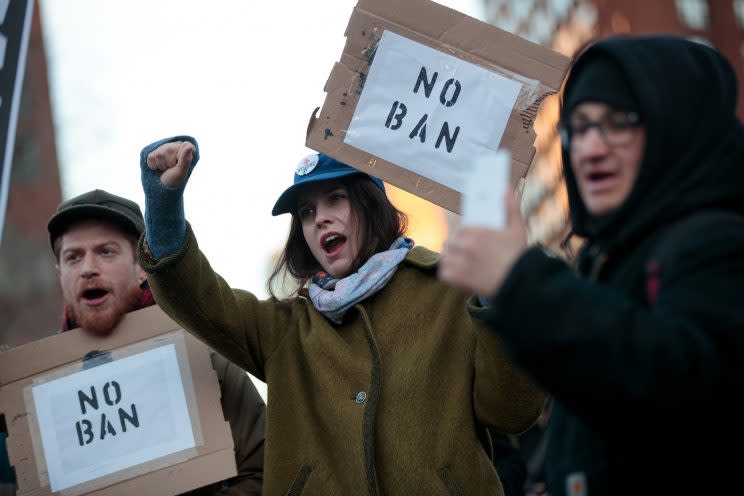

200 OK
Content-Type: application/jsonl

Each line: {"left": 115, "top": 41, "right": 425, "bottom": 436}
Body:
{"left": 268, "top": 175, "right": 407, "bottom": 298}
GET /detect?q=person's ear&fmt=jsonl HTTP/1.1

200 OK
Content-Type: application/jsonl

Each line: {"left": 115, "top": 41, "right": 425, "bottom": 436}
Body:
{"left": 135, "top": 264, "right": 147, "bottom": 285}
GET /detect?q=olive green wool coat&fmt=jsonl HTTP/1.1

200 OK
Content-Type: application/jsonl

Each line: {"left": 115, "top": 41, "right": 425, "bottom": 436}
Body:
{"left": 138, "top": 227, "right": 544, "bottom": 496}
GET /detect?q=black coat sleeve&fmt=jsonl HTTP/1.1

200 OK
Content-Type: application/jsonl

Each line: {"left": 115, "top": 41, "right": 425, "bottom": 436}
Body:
{"left": 484, "top": 223, "right": 744, "bottom": 434}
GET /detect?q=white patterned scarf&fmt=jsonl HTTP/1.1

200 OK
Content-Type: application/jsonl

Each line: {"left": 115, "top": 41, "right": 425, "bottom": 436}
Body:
{"left": 309, "top": 237, "right": 414, "bottom": 323}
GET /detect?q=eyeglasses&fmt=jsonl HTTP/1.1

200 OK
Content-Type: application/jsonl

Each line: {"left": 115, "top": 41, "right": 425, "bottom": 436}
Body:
{"left": 559, "top": 110, "right": 642, "bottom": 151}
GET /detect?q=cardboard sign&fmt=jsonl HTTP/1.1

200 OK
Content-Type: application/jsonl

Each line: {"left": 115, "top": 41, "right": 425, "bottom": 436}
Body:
{"left": 0, "top": 306, "right": 236, "bottom": 496}
{"left": 0, "top": 0, "right": 34, "bottom": 245}
{"left": 32, "top": 344, "right": 196, "bottom": 492}
{"left": 345, "top": 30, "right": 521, "bottom": 193}
{"left": 306, "top": 0, "right": 571, "bottom": 213}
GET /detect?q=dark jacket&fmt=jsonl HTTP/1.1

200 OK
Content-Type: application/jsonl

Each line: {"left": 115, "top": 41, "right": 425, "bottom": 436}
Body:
{"left": 488, "top": 431, "right": 527, "bottom": 496}
{"left": 483, "top": 36, "right": 744, "bottom": 495}
{"left": 139, "top": 228, "right": 544, "bottom": 496}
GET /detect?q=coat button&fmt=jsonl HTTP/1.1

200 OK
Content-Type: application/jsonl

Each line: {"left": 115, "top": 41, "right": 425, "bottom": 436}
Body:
{"left": 355, "top": 391, "right": 367, "bottom": 404}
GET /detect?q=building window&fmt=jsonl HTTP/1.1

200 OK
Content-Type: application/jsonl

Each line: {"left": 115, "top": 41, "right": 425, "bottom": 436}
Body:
{"left": 676, "top": 0, "right": 710, "bottom": 31}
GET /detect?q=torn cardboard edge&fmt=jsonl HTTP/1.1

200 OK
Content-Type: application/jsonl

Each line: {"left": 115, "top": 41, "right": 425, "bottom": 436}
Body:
{"left": 22, "top": 332, "right": 205, "bottom": 495}
{"left": 0, "top": 306, "right": 236, "bottom": 495}
{"left": 306, "top": 0, "right": 570, "bottom": 213}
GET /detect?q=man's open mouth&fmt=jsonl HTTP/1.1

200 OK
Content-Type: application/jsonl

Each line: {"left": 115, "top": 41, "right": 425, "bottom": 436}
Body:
{"left": 81, "top": 288, "right": 109, "bottom": 303}
{"left": 587, "top": 170, "right": 614, "bottom": 182}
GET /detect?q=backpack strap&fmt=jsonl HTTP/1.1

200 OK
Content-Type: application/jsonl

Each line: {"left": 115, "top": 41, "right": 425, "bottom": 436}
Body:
{"left": 645, "top": 210, "right": 744, "bottom": 308}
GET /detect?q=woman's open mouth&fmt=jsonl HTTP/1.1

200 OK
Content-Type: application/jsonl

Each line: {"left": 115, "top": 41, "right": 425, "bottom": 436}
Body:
{"left": 322, "top": 233, "right": 347, "bottom": 257}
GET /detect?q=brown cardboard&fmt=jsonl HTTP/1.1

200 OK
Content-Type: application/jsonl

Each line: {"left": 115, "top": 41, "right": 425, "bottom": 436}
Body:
{"left": 306, "top": 0, "right": 571, "bottom": 213}
{"left": 0, "top": 305, "right": 236, "bottom": 495}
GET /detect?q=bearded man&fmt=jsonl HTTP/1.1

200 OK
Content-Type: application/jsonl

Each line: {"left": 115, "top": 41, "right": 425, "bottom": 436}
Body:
{"left": 48, "top": 189, "right": 265, "bottom": 495}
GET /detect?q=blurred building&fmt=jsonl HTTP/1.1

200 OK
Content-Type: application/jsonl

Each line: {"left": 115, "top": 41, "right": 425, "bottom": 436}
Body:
{"left": 0, "top": 0, "right": 63, "bottom": 347}
{"left": 483, "top": 0, "right": 744, "bottom": 250}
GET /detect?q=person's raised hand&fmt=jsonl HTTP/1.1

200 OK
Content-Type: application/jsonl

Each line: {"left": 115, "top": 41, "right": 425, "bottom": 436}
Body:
{"left": 146, "top": 141, "right": 194, "bottom": 188}
{"left": 439, "top": 191, "right": 528, "bottom": 297}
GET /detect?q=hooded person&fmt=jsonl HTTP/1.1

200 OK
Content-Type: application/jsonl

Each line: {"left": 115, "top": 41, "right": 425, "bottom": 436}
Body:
{"left": 439, "top": 35, "right": 744, "bottom": 495}
{"left": 47, "top": 189, "right": 266, "bottom": 495}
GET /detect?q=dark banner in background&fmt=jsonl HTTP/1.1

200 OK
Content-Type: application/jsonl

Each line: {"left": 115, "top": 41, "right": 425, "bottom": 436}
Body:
{"left": 0, "top": 0, "right": 34, "bottom": 246}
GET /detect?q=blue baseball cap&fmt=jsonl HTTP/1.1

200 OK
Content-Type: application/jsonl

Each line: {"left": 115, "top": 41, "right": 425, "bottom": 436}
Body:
{"left": 272, "top": 153, "right": 385, "bottom": 216}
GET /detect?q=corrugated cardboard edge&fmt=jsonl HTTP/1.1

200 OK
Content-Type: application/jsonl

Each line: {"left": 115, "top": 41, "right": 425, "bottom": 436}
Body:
{"left": 306, "top": 0, "right": 570, "bottom": 213}
{"left": 0, "top": 305, "right": 236, "bottom": 495}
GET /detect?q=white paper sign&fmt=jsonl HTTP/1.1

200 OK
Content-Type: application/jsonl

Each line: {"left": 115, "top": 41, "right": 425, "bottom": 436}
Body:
{"left": 345, "top": 30, "right": 521, "bottom": 193}
{"left": 462, "top": 149, "right": 511, "bottom": 229}
{"left": 31, "top": 344, "right": 196, "bottom": 492}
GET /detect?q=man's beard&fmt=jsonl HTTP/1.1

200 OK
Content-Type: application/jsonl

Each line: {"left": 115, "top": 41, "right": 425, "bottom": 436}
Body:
{"left": 71, "top": 287, "right": 142, "bottom": 336}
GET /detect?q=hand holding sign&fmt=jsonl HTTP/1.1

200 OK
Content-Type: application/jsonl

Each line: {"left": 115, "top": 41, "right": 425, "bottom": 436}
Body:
{"left": 439, "top": 189, "right": 528, "bottom": 297}
{"left": 146, "top": 141, "right": 194, "bottom": 188}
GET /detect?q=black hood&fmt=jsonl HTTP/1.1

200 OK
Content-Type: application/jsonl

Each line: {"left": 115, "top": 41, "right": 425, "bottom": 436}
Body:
{"left": 560, "top": 35, "right": 744, "bottom": 248}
